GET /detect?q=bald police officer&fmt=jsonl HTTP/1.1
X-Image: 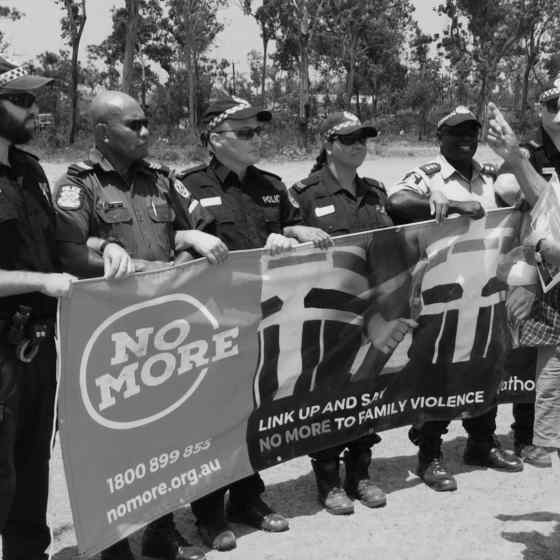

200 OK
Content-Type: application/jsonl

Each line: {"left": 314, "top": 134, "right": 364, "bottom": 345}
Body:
{"left": 0, "top": 58, "right": 76, "bottom": 560}
{"left": 388, "top": 106, "right": 523, "bottom": 492}
{"left": 53, "top": 91, "right": 220, "bottom": 560}
{"left": 177, "top": 95, "right": 326, "bottom": 551}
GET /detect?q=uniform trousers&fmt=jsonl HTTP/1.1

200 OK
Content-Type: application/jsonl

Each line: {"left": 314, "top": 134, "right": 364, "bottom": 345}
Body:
{"left": 309, "top": 433, "right": 381, "bottom": 462}
{"left": 1, "top": 339, "right": 56, "bottom": 560}
{"left": 191, "top": 474, "right": 265, "bottom": 523}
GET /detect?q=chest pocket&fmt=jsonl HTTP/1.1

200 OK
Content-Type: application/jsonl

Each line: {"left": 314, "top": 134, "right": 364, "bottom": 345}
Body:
{"left": 210, "top": 204, "right": 235, "bottom": 226}
{"left": 313, "top": 199, "right": 349, "bottom": 234}
{"left": 96, "top": 204, "right": 133, "bottom": 224}
{"left": 0, "top": 188, "right": 18, "bottom": 224}
{"left": 148, "top": 204, "right": 175, "bottom": 223}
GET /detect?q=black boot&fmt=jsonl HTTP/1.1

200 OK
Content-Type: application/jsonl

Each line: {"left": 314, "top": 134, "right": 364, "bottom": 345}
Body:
{"left": 141, "top": 521, "right": 206, "bottom": 560}
{"left": 311, "top": 458, "right": 354, "bottom": 515}
{"left": 464, "top": 438, "right": 523, "bottom": 471}
{"left": 417, "top": 438, "right": 457, "bottom": 492}
{"left": 343, "top": 448, "right": 386, "bottom": 508}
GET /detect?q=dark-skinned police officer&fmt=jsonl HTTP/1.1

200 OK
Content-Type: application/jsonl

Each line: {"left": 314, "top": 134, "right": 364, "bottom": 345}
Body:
{"left": 289, "top": 111, "right": 399, "bottom": 515}
{"left": 177, "top": 95, "right": 328, "bottom": 552}
{"left": 489, "top": 79, "right": 560, "bottom": 468}
{"left": 0, "top": 58, "right": 76, "bottom": 560}
{"left": 53, "top": 91, "right": 226, "bottom": 560}
{"left": 387, "top": 106, "right": 523, "bottom": 492}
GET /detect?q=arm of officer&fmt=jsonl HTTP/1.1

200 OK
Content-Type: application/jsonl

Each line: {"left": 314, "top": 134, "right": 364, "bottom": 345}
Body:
{"left": 281, "top": 187, "right": 332, "bottom": 249}
{"left": 168, "top": 177, "right": 229, "bottom": 265}
{"left": 0, "top": 269, "right": 75, "bottom": 298}
{"left": 487, "top": 102, "right": 548, "bottom": 207}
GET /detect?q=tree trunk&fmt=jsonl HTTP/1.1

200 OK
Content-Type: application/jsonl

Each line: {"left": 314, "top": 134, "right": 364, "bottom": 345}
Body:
{"left": 68, "top": 0, "right": 86, "bottom": 145}
{"left": 122, "top": 0, "right": 139, "bottom": 94}
{"left": 298, "top": 37, "right": 310, "bottom": 150}
{"left": 261, "top": 36, "right": 268, "bottom": 103}
{"left": 187, "top": 49, "right": 197, "bottom": 129}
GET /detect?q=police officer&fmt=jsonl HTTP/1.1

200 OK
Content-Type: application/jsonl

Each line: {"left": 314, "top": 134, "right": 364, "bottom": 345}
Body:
{"left": 289, "top": 111, "right": 398, "bottom": 515}
{"left": 53, "top": 91, "right": 223, "bottom": 560}
{"left": 0, "top": 58, "right": 76, "bottom": 560}
{"left": 387, "top": 106, "right": 523, "bottom": 492}
{"left": 177, "top": 95, "right": 327, "bottom": 551}
{"left": 489, "top": 79, "right": 560, "bottom": 468}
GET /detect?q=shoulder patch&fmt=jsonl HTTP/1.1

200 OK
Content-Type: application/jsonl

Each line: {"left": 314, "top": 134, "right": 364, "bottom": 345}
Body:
{"left": 56, "top": 184, "right": 83, "bottom": 210}
{"left": 419, "top": 162, "right": 441, "bottom": 176}
{"left": 174, "top": 179, "right": 192, "bottom": 200}
{"left": 67, "top": 161, "right": 93, "bottom": 176}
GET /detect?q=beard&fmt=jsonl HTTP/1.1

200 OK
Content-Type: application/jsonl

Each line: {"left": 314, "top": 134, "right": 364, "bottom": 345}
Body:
{"left": 0, "top": 103, "right": 34, "bottom": 144}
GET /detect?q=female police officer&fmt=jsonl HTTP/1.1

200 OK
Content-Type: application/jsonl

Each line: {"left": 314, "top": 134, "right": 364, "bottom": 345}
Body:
{"left": 289, "top": 111, "right": 395, "bottom": 515}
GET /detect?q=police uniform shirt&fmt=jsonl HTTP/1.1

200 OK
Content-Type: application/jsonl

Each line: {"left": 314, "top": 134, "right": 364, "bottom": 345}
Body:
{"left": 0, "top": 146, "right": 58, "bottom": 318}
{"left": 389, "top": 154, "right": 499, "bottom": 211}
{"left": 54, "top": 148, "right": 213, "bottom": 262}
{"left": 289, "top": 165, "right": 393, "bottom": 235}
{"left": 177, "top": 157, "right": 301, "bottom": 251}
{"left": 521, "top": 127, "right": 560, "bottom": 180}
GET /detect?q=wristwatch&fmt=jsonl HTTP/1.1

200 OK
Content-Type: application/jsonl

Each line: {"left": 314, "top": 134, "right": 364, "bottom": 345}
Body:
{"left": 99, "top": 237, "right": 123, "bottom": 254}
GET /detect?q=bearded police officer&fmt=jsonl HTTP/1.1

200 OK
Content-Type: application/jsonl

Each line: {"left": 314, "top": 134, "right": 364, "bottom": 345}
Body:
{"left": 0, "top": 57, "right": 76, "bottom": 560}
{"left": 489, "top": 79, "right": 560, "bottom": 468}
{"left": 387, "top": 106, "right": 523, "bottom": 492}
{"left": 53, "top": 91, "right": 222, "bottom": 560}
{"left": 177, "top": 95, "right": 327, "bottom": 551}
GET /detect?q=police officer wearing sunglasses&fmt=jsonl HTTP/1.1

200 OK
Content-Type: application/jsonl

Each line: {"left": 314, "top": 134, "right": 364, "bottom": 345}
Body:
{"left": 387, "top": 106, "right": 523, "bottom": 493}
{"left": 287, "top": 111, "right": 397, "bottom": 515}
{"left": 177, "top": 95, "right": 328, "bottom": 552}
{"left": 53, "top": 90, "right": 223, "bottom": 560}
{"left": 488, "top": 79, "right": 560, "bottom": 469}
{"left": 0, "top": 57, "right": 77, "bottom": 560}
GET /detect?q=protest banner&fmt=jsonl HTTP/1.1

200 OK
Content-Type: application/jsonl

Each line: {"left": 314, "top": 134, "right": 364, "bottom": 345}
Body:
{"left": 57, "top": 208, "right": 526, "bottom": 555}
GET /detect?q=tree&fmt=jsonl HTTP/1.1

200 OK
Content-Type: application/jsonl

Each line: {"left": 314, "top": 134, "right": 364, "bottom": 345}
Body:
{"left": 122, "top": 0, "right": 140, "bottom": 94}
{"left": 0, "top": 6, "right": 23, "bottom": 53}
{"left": 57, "top": 0, "right": 87, "bottom": 144}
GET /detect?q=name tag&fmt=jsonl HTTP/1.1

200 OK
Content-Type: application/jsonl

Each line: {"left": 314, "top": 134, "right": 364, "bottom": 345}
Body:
{"left": 315, "top": 204, "right": 335, "bottom": 217}
{"left": 200, "top": 196, "right": 222, "bottom": 207}
{"left": 542, "top": 167, "right": 555, "bottom": 176}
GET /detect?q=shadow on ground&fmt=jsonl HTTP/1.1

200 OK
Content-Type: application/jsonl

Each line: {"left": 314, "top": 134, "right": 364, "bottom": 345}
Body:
{"left": 498, "top": 512, "right": 560, "bottom": 560}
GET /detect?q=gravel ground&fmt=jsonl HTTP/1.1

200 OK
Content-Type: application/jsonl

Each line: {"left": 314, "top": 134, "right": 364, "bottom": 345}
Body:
{"left": 4, "top": 151, "right": 559, "bottom": 560}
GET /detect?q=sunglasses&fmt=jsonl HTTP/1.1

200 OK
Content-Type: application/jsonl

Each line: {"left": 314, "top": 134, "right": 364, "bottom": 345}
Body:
{"left": 440, "top": 126, "right": 480, "bottom": 138}
{"left": 0, "top": 92, "right": 36, "bottom": 109}
{"left": 124, "top": 118, "right": 149, "bottom": 132}
{"left": 214, "top": 126, "right": 263, "bottom": 140}
{"left": 330, "top": 132, "right": 367, "bottom": 146}
{"left": 543, "top": 99, "right": 560, "bottom": 113}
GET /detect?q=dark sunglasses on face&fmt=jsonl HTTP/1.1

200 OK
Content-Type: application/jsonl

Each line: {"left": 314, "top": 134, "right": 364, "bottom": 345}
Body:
{"left": 543, "top": 99, "right": 560, "bottom": 113}
{"left": 330, "top": 132, "right": 367, "bottom": 146}
{"left": 441, "top": 126, "right": 480, "bottom": 138}
{"left": 125, "top": 118, "right": 149, "bottom": 132}
{"left": 0, "top": 92, "right": 36, "bottom": 109}
{"left": 214, "top": 126, "right": 263, "bottom": 140}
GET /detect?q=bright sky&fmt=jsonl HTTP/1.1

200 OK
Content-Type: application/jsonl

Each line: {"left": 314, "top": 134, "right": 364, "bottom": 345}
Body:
{"left": 2, "top": 0, "right": 445, "bottom": 75}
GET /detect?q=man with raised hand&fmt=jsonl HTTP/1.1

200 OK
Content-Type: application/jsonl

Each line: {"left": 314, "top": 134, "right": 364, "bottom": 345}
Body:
{"left": 53, "top": 90, "right": 219, "bottom": 560}
{"left": 0, "top": 57, "right": 76, "bottom": 560}
{"left": 488, "top": 79, "right": 560, "bottom": 468}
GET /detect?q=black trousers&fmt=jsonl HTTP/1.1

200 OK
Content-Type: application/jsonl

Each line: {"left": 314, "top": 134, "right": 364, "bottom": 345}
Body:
{"left": 191, "top": 474, "right": 265, "bottom": 523}
{"left": 1, "top": 340, "right": 56, "bottom": 560}
{"left": 309, "top": 433, "right": 381, "bottom": 462}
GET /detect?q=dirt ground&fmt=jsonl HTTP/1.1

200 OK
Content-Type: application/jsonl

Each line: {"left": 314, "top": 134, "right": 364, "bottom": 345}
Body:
{"left": 8, "top": 150, "right": 560, "bottom": 560}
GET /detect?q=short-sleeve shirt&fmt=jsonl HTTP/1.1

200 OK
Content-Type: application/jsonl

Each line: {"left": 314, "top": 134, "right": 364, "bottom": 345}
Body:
{"left": 289, "top": 165, "right": 393, "bottom": 235}
{"left": 388, "top": 154, "right": 499, "bottom": 211}
{"left": 54, "top": 148, "right": 213, "bottom": 262}
{"left": 177, "top": 157, "right": 301, "bottom": 251}
{"left": 0, "top": 146, "right": 58, "bottom": 319}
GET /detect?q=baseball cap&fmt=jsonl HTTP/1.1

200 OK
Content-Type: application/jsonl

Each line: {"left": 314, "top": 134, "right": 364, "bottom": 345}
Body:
{"left": 320, "top": 111, "right": 377, "bottom": 139}
{"left": 0, "top": 56, "right": 52, "bottom": 93}
{"left": 437, "top": 106, "right": 481, "bottom": 129}
{"left": 539, "top": 77, "right": 560, "bottom": 104}
{"left": 202, "top": 94, "right": 271, "bottom": 130}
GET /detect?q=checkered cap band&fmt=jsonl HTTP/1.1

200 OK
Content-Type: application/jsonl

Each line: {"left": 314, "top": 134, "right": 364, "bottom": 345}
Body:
{"left": 207, "top": 97, "right": 251, "bottom": 130}
{"left": 0, "top": 63, "right": 30, "bottom": 89}
{"left": 323, "top": 112, "right": 361, "bottom": 138}
{"left": 540, "top": 78, "right": 560, "bottom": 103}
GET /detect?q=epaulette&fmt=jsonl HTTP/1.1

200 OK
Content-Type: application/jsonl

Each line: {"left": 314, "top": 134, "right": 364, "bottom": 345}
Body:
{"left": 292, "top": 172, "right": 321, "bottom": 192}
{"left": 362, "top": 177, "right": 386, "bottom": 193}
{"left": 254, "top": 167, "right": 282, "bottom": 182}
{"left": 481, "top": 163, "right": 497, "bottom": 178}
{"left": 419, "top": 162, "right": 441, "bottom": 176}
{"left": 176, "top": 163, "right": 207, "bottom": 180}
{"left": 146, "top": 160, "right": 171, "bottom": 175}
{"left": 67, "top": 161, "right": 94, "bottom": 176}
{"left": 529, "top": 140, "right": 542, "bottom": 149}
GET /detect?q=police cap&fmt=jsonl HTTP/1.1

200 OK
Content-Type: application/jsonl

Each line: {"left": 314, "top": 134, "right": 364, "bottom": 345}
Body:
{"left": 0, "top": 56, "right": 52, "bottom": 93}
{"left": 539, "top": 77, "right": 560, "bottom": 105}
{"left": 320, "top": 111, "right": 377, "bottom": 139}
{"left": 202, "top": 94, "right": 271, "bottom": 130}
{"left": 437, "top": 106, "right": 481, "bottom": 130}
